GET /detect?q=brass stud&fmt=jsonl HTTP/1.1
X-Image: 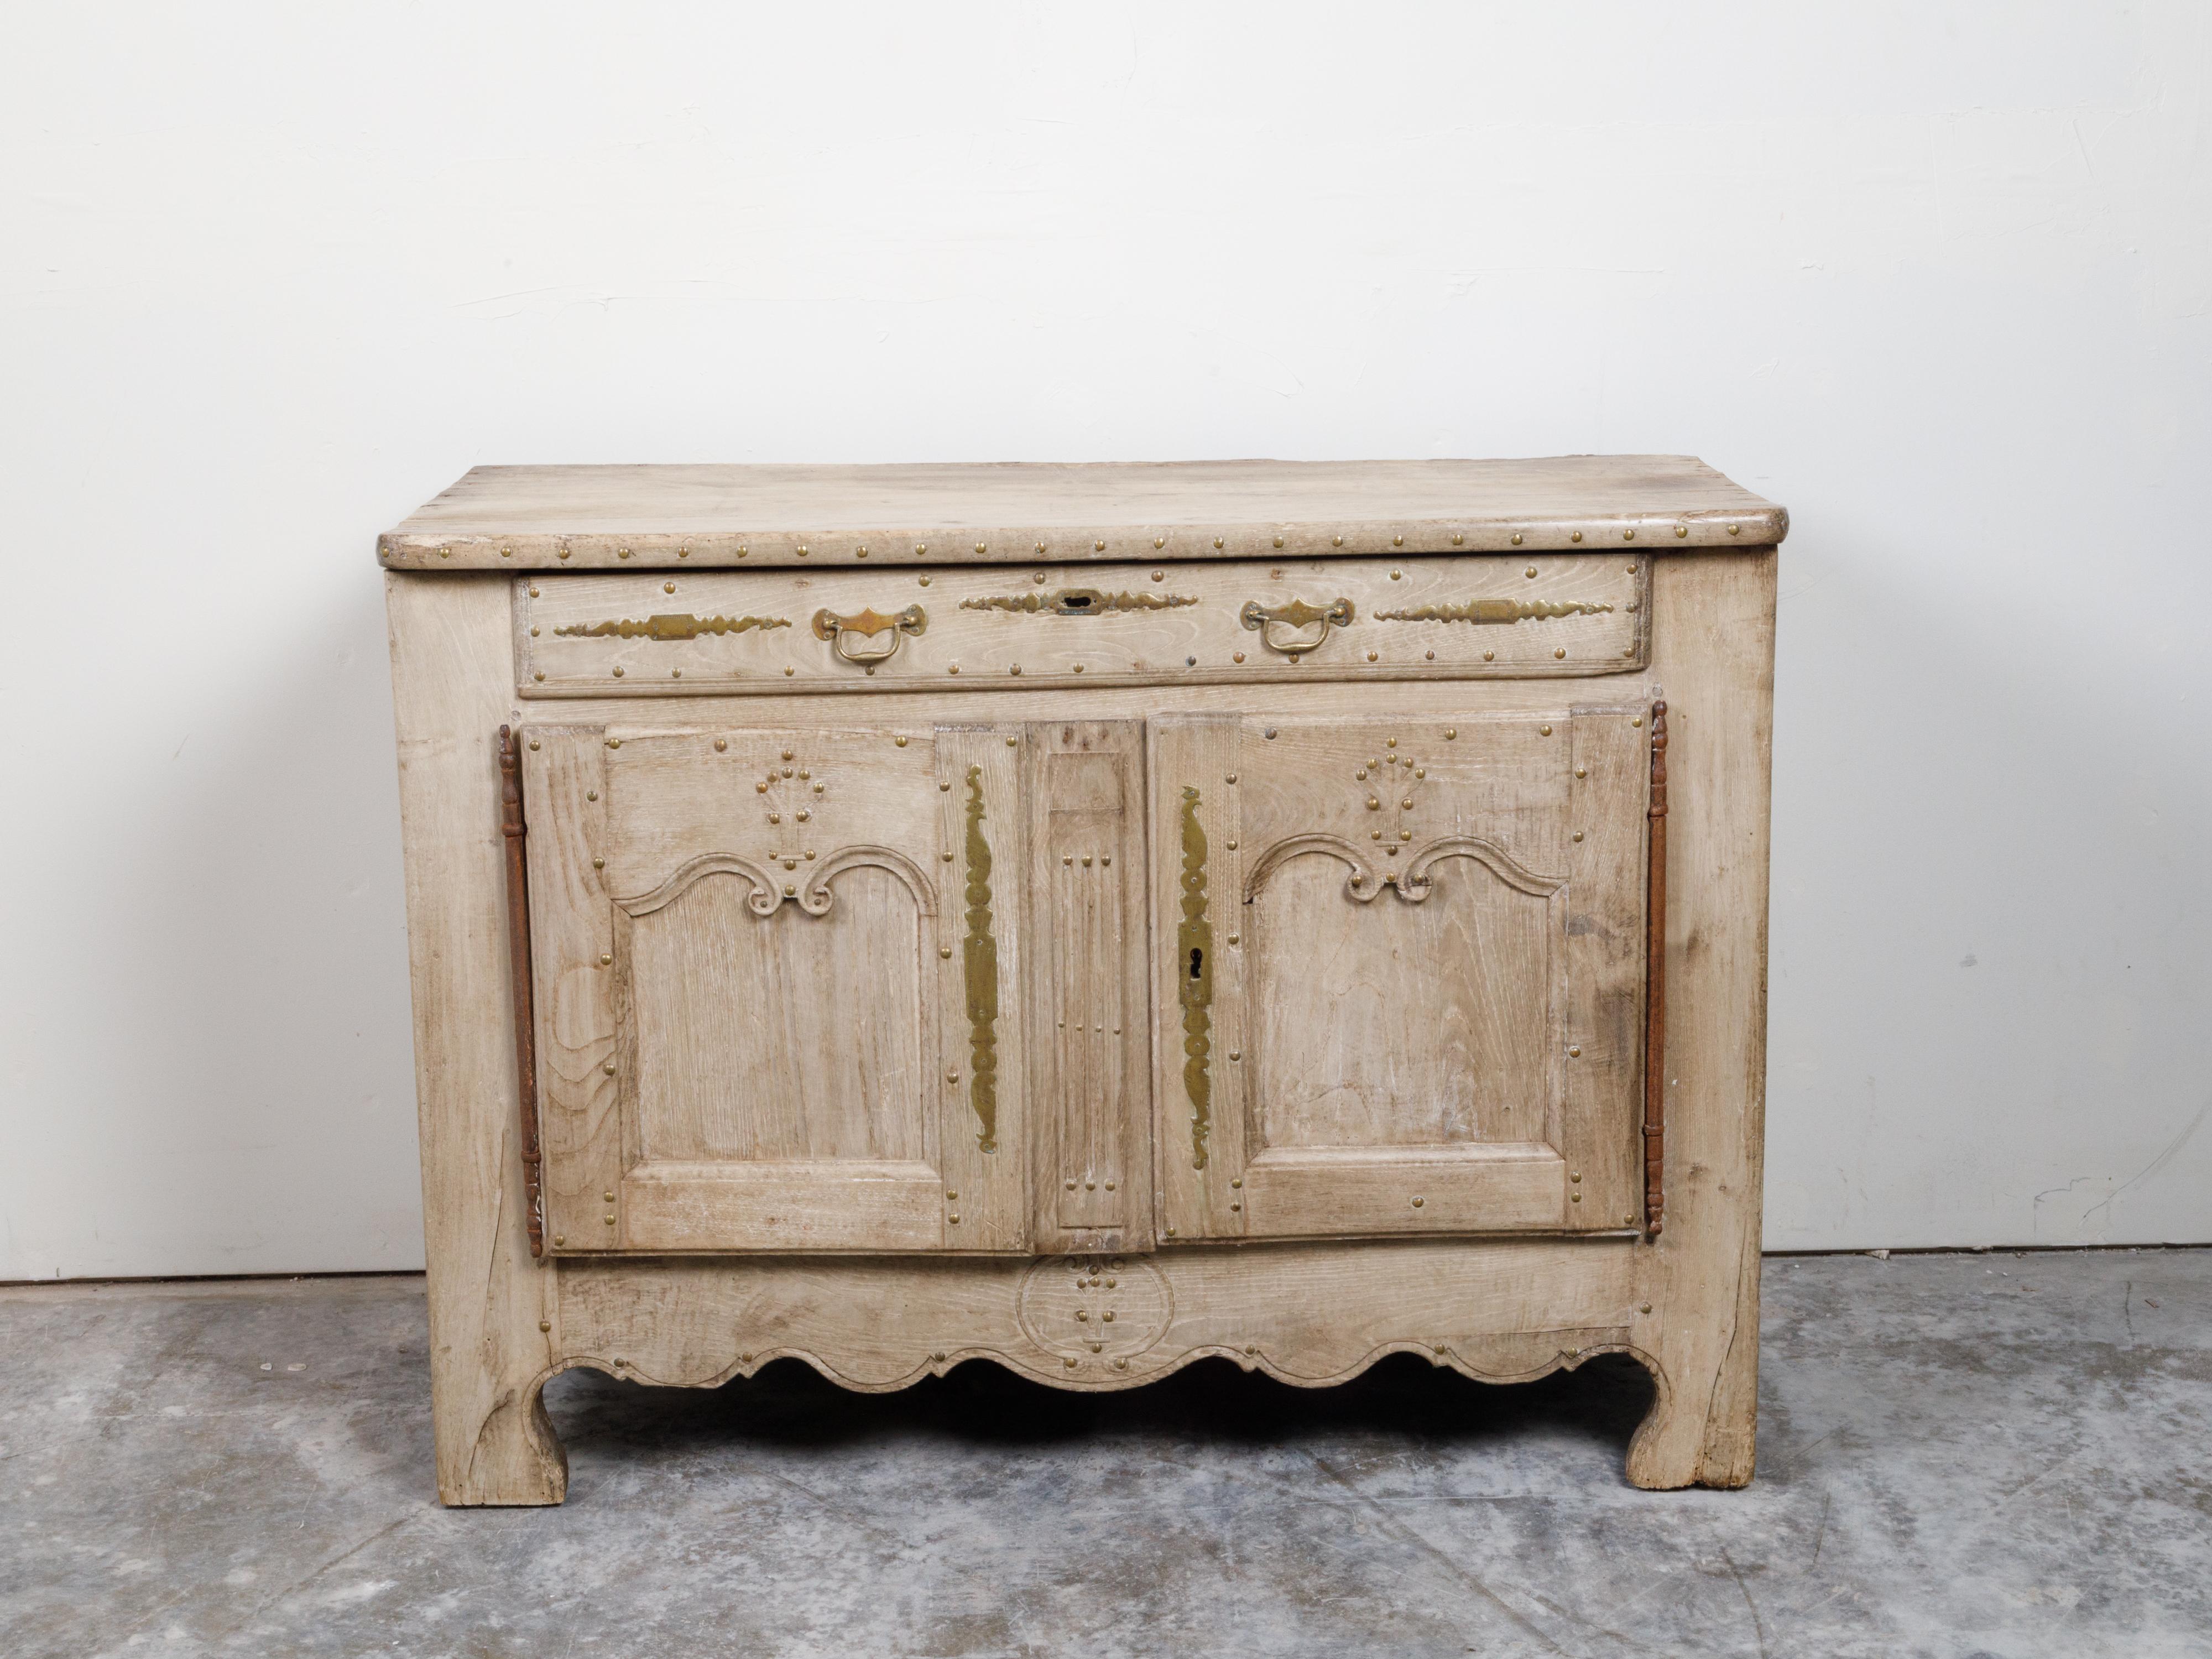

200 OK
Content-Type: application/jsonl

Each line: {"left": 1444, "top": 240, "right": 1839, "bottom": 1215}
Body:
{"left": 1572, "top": 1193, "right": 1582, "bottom": 1203}
{"left": 940, "top": 781, "right": 952, "bottom": 791}
{"left": 1425, "top": 650, "right": 1434, "bottom": 661}
{"left": 617, "top": 546, "right": 630, "bottom": 559}
{"left": 1445, "top": 728, "right": 1457, "bottom": 740}
{"left": 671, "top": 669, "right": 682, "bottom": 680}
{"left": 948, "top": 664, "right": 959, "bottom": 675}
{"left": 1349, "top": 874, "right": 1364, "bottom": 886}
{"left": 857, "top": 546, "right": 869, "bottom": 558}
{"left": 611, "top": 666, "right": 624, "bottom": 677}
{"left": 1631, "top": 716, "right": 1642, "bottom": 728}
{"left": 559, "top": 549, "right": 571, "bottom": 560}
{"left": 1037, "top": 542, "right": 1047, "bottom": 554}
{"left": 1332, "top": 536, "right": 1344, "bottom": 547}
{"left": 1483, "top": 650, "right": 1494, "bottom": 661}
{"left": 1540, "top": 724, "right": 1553, "bottom": 736}
{"left": 603, "top": 1190, "right": 615, "bottom": 1202}
{"left": 500, "top": 545, "right": 513, "bottom": 559}
{"left": 1674, "top": 524, "right": 1688, "bottom": 538}
{"left": 1033, "top": 571, "right": 1047, "bottom": 585}
{"left": 1624, "top": 528, "right": 1636, "bottom": 541}
{"left": 1229, "top": 1202, "right": 1241, "bottom": 1212}
{"left": 1228, "top": 931, "right": 1240, "bottom": 944}
{"left": 1393, "top": 535, "right": 1404, "bottom": 547}
{"left": 1554, "top": 646, "right": 1567, "bottom": 659}
{"left": 1640, "top": 1303, "right": 1653, "bottom": 1314}
{"left": 1165, "top": 1226, "right": 1176, "bottom": 1236}
{"left": 1526, "top": 565, "right": 1538, "bottom": 578}
{"left": 948, "top": 1214, "right": 960, "bottom": 1224}
{"left": 784, "top": 666, "right": 795, "bottom": 676}
{"left": 598, "top": 953, "right": 611, "bottom": 965}
{"left": 941, "top": 946, "right": 953, "bottom": 959}
{"left": 738, "top": 545, "right": 748, "bottom": 557}
{"left": 533, "top": 671, "right": 546, "bottom": 681}
{"left": 602, "top": 1060, "right": 615, "bottom": 1073}
{"left": 1232, "top": 651, "right": 1245, "bottom": 664}
{"left": 1066, "top": 1179, "right": 1077, "bottom": 1190}
{"left": 916, "top": 543, "right": 927, "bottom": 555}
{"left": 1227, "top": 772, "right": 1238, "bottom": 783}
{"left": 1574, "top": 766, "right": 1586, "bottom": 779}
{"left": 1212, "top": 537, "right": 1223, "bottom": 549}
{"left": 679, "top": 546, "right": 690, "bottom": 558}
{"left": 1010, "top": 664, "right": 1022, "bottom": 676}
{"left": 1399, "top": 829, "right": 1411, "bottom": 842}
{"left": 1225, "top": 839, "right": 1238, "bottom": 851}
{"left": 540, "top": 1321, "right": 551, "bottom": 1332}
{"left": 1007, "top": 734, "right": 1019, "bottom": 747}
{"left": 713, "top": 739, "right": 727, "bottom": 753}
{"left": 1390, "top": 569, "right": 1402, "bottom": 581}
{"left": 527, "top": 738, "right": 541, "bottom": 752}
{"left": 1095, "top": 540, "right": 1107, "bottom": 551}
{"left": 975, "top": 542, "right": 987, "bottom": 554}
{"left": 1511, "top": 533, "right": 1524, "bottom": 545}
{"left": 1727, "top": 523, "right": 1741, "bottom": 535}
{"left": 1569, "top": 1045, "right": 1582, "bottom": 1057}
{"left": 1264, "top": 728, "right": 1277, "bottom": 739}
{"left": 943, "top": 851, "right": 954, "bottom": 862}
{"left": 1386, "top": 737, "right": 1397, "bottom": 747}
{"left": 895, "top": 734, "right": 908, "bottom": 747}
{"left": 1412, "top": 1196, "right": 1425, "bottom": 1208}
{"left": 553, "top": 1235, "right": 564, "bottom": 1246}
{"left": 1451, "top": 533, "right": 1463, "bottom": 545}
{"left": 588, "top": 790, "right": 598, "bottom": 800}
{"left": 1572, "top": 831, "right": 1583, "bottom": 842}
{"left": 919, "top": 575, "right": 931, "bottom": 587}
{"left": 1186, "top": 656, "right": 1196, "bottom": 667}
{"left": 592, "top": 857, "right": 606, "bottom": 870}
{"left": 664, "top": 581, "right": 676, "bottom": 593}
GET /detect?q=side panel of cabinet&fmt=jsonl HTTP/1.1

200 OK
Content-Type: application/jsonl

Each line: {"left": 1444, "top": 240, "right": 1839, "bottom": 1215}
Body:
{"left": 1022, "top": 722, "right": 1154, "bottom": 1254}
{"left": 524, "top": 721, "right": 1029, "bottom": 1254}
{"left": 1150, "top": 710, "right": 1646, "bottom": 1243}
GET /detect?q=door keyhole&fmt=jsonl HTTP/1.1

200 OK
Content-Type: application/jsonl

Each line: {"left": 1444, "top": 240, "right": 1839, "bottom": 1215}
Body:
{"left": 1188, "top": 946, "right": 1204, "bottom": 980}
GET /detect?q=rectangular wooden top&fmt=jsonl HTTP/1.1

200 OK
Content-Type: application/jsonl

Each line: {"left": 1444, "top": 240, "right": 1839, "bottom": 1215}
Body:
{"left": 379, "top": 455, "right": 1785, "bottom": 572}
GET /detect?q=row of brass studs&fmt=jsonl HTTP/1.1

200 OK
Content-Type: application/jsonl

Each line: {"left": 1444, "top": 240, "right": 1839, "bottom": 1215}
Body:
{"left": 469, "top": 522, "right": 1741, "bottom": 560}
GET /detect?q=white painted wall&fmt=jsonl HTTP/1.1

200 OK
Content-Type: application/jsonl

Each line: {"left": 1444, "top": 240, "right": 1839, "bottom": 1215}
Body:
{"left": 3, "top": 3, "right": 2206, "bottom": 1278}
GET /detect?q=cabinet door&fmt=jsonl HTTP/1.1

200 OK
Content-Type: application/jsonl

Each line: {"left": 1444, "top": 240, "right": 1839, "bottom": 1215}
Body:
{"left": 1149, "top": 709, "right": 1649, "bottom": 1241}
{"left": 522, "top": 722, "right": 1028, "bottom": 1253}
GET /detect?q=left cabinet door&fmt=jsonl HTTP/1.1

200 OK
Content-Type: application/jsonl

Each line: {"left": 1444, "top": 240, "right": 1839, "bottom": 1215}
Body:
{"left": 520, "top": 722, "right": 1029, "bottom": 1253}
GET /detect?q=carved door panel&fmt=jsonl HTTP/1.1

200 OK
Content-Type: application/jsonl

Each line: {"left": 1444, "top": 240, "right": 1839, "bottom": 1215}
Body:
{"left": 522, "top": 722, "right": 1028, "bottom": 1254}
{"left": 1149, "top": 710, "right": 1649, "bottom": 1242}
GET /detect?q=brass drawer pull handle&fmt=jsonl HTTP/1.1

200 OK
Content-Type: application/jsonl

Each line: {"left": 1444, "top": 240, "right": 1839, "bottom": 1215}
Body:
{"left": 1240, "top": 596, "right": 1353, "bottom": 656}
{"left": 812, "top": 604, "right": 927, "bottom": 665}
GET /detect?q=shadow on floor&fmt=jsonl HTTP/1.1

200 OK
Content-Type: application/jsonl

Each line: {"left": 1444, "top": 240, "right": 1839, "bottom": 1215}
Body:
{"left": 543, "top": 1349, "right": 1657, "bottom": 1463}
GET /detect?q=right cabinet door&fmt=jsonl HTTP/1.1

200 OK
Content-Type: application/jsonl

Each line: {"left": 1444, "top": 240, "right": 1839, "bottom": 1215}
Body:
{"left": 1149, "top": 708, "right": 1651, "bottom": 1241}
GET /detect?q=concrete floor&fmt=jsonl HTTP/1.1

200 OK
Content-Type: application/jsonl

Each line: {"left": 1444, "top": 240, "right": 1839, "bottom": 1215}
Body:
{"left": 0, "top": 1251, "right": 2205, "bottom": 1658}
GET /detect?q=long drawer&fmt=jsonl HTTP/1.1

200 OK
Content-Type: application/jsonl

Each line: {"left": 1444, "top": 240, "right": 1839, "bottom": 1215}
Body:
{"left": 514, "top": 552, "right": 1649, "bottom": 697}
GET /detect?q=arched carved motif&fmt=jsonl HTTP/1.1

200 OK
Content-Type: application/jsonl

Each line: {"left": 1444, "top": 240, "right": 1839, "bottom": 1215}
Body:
{"left": 1241, "top": 833, "right": 1561, "bottom": 905}
{"left": 614, "top": 845, "right": 938, "bottom": 920}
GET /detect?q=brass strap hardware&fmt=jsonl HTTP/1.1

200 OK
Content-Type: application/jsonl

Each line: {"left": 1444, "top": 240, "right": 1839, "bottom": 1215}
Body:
{"left": 551, "top": 613, "right": 789, "bottom": 640}
{"left": 961, "top": 588, "right": 1198, "bottom": 616}
{"left": 1177, "top": 786, "right": 1214, "bottom": 1170}
{"left": 497, "top": 727, "right": 546, "bottom": 1259}
{"left": 962, "top": 764, "right": 1000, "bottom": 1154}
{"left": 812, "top": 603, "right": 927, "bottom": 665}
{"left": 1240, "top": 596, "right": 1353, "bottom": 656}
{"left": 1373, "top": 598, "right": 1612, "bottom": 625}
{"left": 1644, "top": 701, "right": 1668, "bottom": 1239}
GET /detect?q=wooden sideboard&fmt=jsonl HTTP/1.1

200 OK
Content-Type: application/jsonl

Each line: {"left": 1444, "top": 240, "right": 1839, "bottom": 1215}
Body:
{"left": 380, "top": 457, "right": 1782, "bottom": 1505}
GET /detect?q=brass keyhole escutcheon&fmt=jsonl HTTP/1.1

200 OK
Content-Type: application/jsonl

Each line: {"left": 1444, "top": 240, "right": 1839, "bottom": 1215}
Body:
{"left": 1240, "top": 596, "right": 1353, "bottom": 656}
{"left": 812, "top": 603, "right": 927, "bottom": 665}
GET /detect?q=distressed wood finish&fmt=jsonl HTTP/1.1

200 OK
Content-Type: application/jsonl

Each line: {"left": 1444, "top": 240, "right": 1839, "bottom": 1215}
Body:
{"left": 383, "top": 456, "right": 1786, "bottom": 570}
{"left": 383, "top": 461, "right": 1779, "bottom": 1505}
{"left": 513, "top": 554, "right": 1647, "bottom": 696}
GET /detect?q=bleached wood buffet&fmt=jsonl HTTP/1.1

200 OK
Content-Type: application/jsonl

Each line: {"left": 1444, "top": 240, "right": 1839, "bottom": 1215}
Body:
{"left": 380, "top": 457, "right": 1782, "bottom": 1505}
